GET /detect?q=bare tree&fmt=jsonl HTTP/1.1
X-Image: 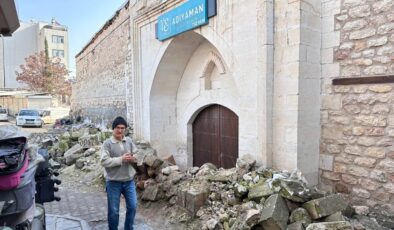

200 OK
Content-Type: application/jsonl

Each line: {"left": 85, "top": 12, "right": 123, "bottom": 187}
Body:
{"left": 15, "top": 51, "right": 71, "bottom": 96}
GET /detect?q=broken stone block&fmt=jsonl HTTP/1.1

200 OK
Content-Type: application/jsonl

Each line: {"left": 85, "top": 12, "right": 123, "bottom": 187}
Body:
{"left": 208, "top": 168, "right": 237, "bottom": 182}
{"left": 287, "top": 221, "right": 305, "bottom": 230}
{"left": 78, "top": 134, "right": 99, "bottom": 149}
{"left": 305, "top": 221, "right": 353, "bottom": 230}
{"left": 220, "top": 190, "right": 239, "bottom": 206}
{"left": 234, "top": 183, "right": 248, "bottom": 198}
{"left": 277, "top": 179, "right": 310, "bottom": 203}
{"left": 144, "top": 154, "right": 163, "bottom": 169}
{"left": 323, "top": 212, "right": 346, "bottom": 222}
{"left": 303, "top": 194, "right": 348, "bottom": 219}
{"left": 353, "top": 206, "right": 369, "bottom": 215}
{"left": 196, "top": 163, "right": 217, "bottom": 177}
{"left": 256, "top": 167, "right": 274, "bottom": 178}
{"left": 161, "top": 153, "right": 176, "bottom": 165}
{"left": 168, "top": 172, "right": 184, "bottom": 185}
{"left": 244, "top": 209, "right": 260, "bottom": 227}
{"left": 206, "top": 218, "right": 219, "bottom": 230}
{"left": 161, "top": 165, "right": 179, "bottom": 175}
{"left": 236, "top": 154, "right": 256, "bottom": 170}
{"left": 64, "top": 144, "right": 84, "bottom": 165}
{"left": 185, "top": 188, "right": 208, "bottom": 215}
{"left": 75, "top": 158, "right": 86, "bottom": 169}
{"left": 58, "top": 140, "right": 69, "bottom": 155}
{"left": 289, "top": 208, "right": 312, "bottom": 225}
{"left": 248, "top": 180, "right": 274, "bottom": 201}
{"left": 259, "top": 194, "right": 289, "bottom": 230}
{"left": 188, "top": 166, "right": 199, "bottom": 175}
{"left": 141, "top": 184, "right": 160, "bottom": 201}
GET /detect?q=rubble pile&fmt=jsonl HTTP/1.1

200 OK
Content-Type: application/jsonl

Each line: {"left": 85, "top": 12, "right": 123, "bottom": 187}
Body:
{"left": 27, "top": 125, "right": 390, "bottom": 230}
{"left": 136, "top": 155, "right": 390, "bottom": 230}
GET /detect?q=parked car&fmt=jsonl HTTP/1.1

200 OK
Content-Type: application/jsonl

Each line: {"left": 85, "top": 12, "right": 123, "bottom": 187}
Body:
{"left": 0, "top": 108, "right": 8, "bottom": 121}
{"left": 15, "top": 109, "right": 43, "bottom": 128}
{"left": 38, "top": 110, "right": 55, "bottom": 124}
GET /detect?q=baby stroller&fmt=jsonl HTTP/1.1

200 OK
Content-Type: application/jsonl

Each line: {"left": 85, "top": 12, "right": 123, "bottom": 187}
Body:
{"left": 0, "top": 126, "right": 60, "bottom": 230}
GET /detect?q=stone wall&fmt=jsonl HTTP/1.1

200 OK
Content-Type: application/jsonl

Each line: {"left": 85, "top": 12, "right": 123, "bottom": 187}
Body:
{"left": 320, "top": 0, "right": 394, "bottom": 215}
{"left": 72, "top": 3, "right": 130, "bottom": 125}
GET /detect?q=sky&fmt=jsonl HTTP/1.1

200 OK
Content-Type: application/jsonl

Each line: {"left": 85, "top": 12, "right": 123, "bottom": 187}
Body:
{"left": 15, "top": 0, "right": 127, "bottom": 76}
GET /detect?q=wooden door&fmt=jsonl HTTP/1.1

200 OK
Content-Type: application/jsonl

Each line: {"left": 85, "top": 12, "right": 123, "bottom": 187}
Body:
{"left": 193, "top": 105, "right": 238, "bottom": 169}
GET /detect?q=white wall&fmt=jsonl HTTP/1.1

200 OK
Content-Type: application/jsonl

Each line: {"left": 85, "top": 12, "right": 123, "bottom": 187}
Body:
{"left": 3, "top": 22, "right": 39, "bottom": 88}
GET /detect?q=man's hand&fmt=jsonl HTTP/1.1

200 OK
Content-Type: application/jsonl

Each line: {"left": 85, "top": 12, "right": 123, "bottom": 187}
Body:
{"left": 122, "top": 153, "right": 137, "bottom": 163}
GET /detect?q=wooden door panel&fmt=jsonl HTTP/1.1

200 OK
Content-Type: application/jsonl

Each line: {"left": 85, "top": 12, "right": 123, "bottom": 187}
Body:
{"left": 193, "top": 105, "right": 238, "bottom": 168}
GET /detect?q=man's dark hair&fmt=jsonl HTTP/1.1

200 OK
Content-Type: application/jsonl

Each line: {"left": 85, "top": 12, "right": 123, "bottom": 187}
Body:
{"left": 112, "top": 116, "right": 128, "bottom": 129}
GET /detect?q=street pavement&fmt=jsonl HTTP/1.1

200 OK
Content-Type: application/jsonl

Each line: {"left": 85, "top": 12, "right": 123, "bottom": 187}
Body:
{"left": 44, "top": 189, "right": 155, "bottom": 230}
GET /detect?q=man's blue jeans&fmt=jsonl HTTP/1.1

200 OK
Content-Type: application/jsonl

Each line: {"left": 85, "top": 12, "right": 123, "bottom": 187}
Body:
{"left": 106, "top": 180, "right": 137, "bottom": 230}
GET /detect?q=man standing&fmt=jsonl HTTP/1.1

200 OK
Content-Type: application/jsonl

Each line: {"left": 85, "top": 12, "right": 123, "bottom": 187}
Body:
{"left": 101, "top": 116, "right": 137, "bottom": 230}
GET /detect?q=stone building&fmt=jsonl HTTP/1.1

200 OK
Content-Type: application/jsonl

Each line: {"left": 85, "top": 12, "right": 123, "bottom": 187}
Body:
{"left": 73, "top": 0, "right": 394, "bottom": 214}
{"left": 72, "top": 2, "right": 130, "bottom": 123}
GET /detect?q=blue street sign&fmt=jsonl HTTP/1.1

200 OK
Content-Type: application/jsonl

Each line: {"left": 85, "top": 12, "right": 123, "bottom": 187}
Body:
{"left": 157, "top": 0, "right": 208, "bottom": 41}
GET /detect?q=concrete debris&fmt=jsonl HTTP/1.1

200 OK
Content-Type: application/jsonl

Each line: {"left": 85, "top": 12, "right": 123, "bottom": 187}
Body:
{"left": 26, "top": 123, "right": 390, "bottom": 230}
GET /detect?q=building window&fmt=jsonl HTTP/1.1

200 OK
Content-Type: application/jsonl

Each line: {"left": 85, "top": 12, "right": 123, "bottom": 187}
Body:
{"left": 52, "top": 49, "right": 64, "bottom": 58}
{"left": 52, "top": 35, "right": 64, "bottom": 44}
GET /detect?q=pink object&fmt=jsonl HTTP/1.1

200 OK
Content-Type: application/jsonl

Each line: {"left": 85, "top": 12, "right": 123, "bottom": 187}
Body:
{"left": 0, "top": 153, "right": 28, "bottom": 190}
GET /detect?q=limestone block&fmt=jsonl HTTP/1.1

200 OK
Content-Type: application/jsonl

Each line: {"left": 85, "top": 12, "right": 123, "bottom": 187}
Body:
{"left": 329, "top": 116, "right": 350, "bottom": 125}
{"left": 370, "top": 170, "right": 387, "bottom": 183}
{"left": 359, "top": 178, "right": 381, "bottom": 190}
{"left": 344, "top": 105, "right": 361, "bottom": 114}
{"left": 353, "top": 206, "right": 369, "bottom": 215}
{"left": 306, "top": 221, "right": 352, "bottom": 230}
{"left": 354, "top": 157, "right": 376, "bottom": 167}
{"left": 322, "top": 95, "right": 341, "bottom": 110}
{"left": 352, "top": 187, "right": 370, "bottom": 198}
{"left": 259, "top": 194, "right": 289, "bottom": 230}
{"left": 352, "top": 127, "right": 364, "bottom": 136}
{"left": 303, "top": 194, "right": 348, "bottom": 219}
{"left": 344, "top": 145, "right": 362, "bottom": 156}
{"left": 343, "top": 0, "right": 366, "bottom": 8}
{"left": 327, "top": 144, "right": 341, "bottom": 154}
{"left": 322, "top": 171, "right": 341, "bottom": 181}
{"left": 362, "top": 49, "right": 375, "bottom": 57}
{"left": 349, "top": 28, "right": 375, "bottom": 40}
{"left": 373, "top": 56, "right": 391, "bottom": 64}
{"left": 342, "top": 174, "right": 358, "bottom": 184}
{"left": 377, "top": 159, "right": 394, "bottom": 173}
{"left": 383, "top": 183, "right": 394, "bottom": 194}
{"left": 366, "top": 36, "right": 388, "bottom": 48}
{"left": 319, "top": 154, "right": 334, "bottom": 171}
{"left": 377, "top": 45, "right": 393, "bottom": 55}
{"left": 343, "top": 19, "right": 367, "bottom": 31}
{"left": 349, "top": 5, "right": 371, "bottom": 18}
{"left": 373, "top": 0, "right": 394, "bottom": 13}
{"left": 339, "top": 42, "right": 354, "bottom": 50}
{"left": 342, "top": 65, "right": 360, "bottom": 76}
{"left": 357, "top": 137, "right": 376, "bottom": 146}
{"left": 377, "top": 22, "right": 394, "bottom": 35}
{"left": 347, "top": 165, "right": 369, "bottom": 177}
{"left": 372, "top": 104, "right": 390, "bottom": 114}
{"left": 353, "top": 58, "right": 372, "bottom": 66}
{"left": 365, "top": 147, "right": 386, "bottom": 158}
{"left": 334, "top": 163, "right": 347, "bottom": 173}
{"left": 373, "top": 189, "right": 390, "bottom": 201}
{"left": 354, "top": 116, "right": 387, "bottom": 127}
{"left": 363, "top": 65, "right": 388, "bottom": 75}
{"left": 369, "top": 85, "right": 393, "bottom": 93}
{"left": 364, "top": 127, "right": 385, "bottom": 136}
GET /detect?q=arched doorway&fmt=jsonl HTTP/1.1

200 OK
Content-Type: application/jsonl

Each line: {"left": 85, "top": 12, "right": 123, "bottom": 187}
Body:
{"left": 193, "top": 104, "right": 238, "bottom": 169}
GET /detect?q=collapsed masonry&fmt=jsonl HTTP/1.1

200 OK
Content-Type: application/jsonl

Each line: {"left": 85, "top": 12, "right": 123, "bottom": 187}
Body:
{"left": 28, "top": 124, "right": 392, "bottom": 230}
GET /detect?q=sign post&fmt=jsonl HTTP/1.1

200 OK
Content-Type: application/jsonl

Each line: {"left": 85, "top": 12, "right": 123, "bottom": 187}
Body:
{"left": 157, "top": 0, "right": 209, "bottom": 41}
